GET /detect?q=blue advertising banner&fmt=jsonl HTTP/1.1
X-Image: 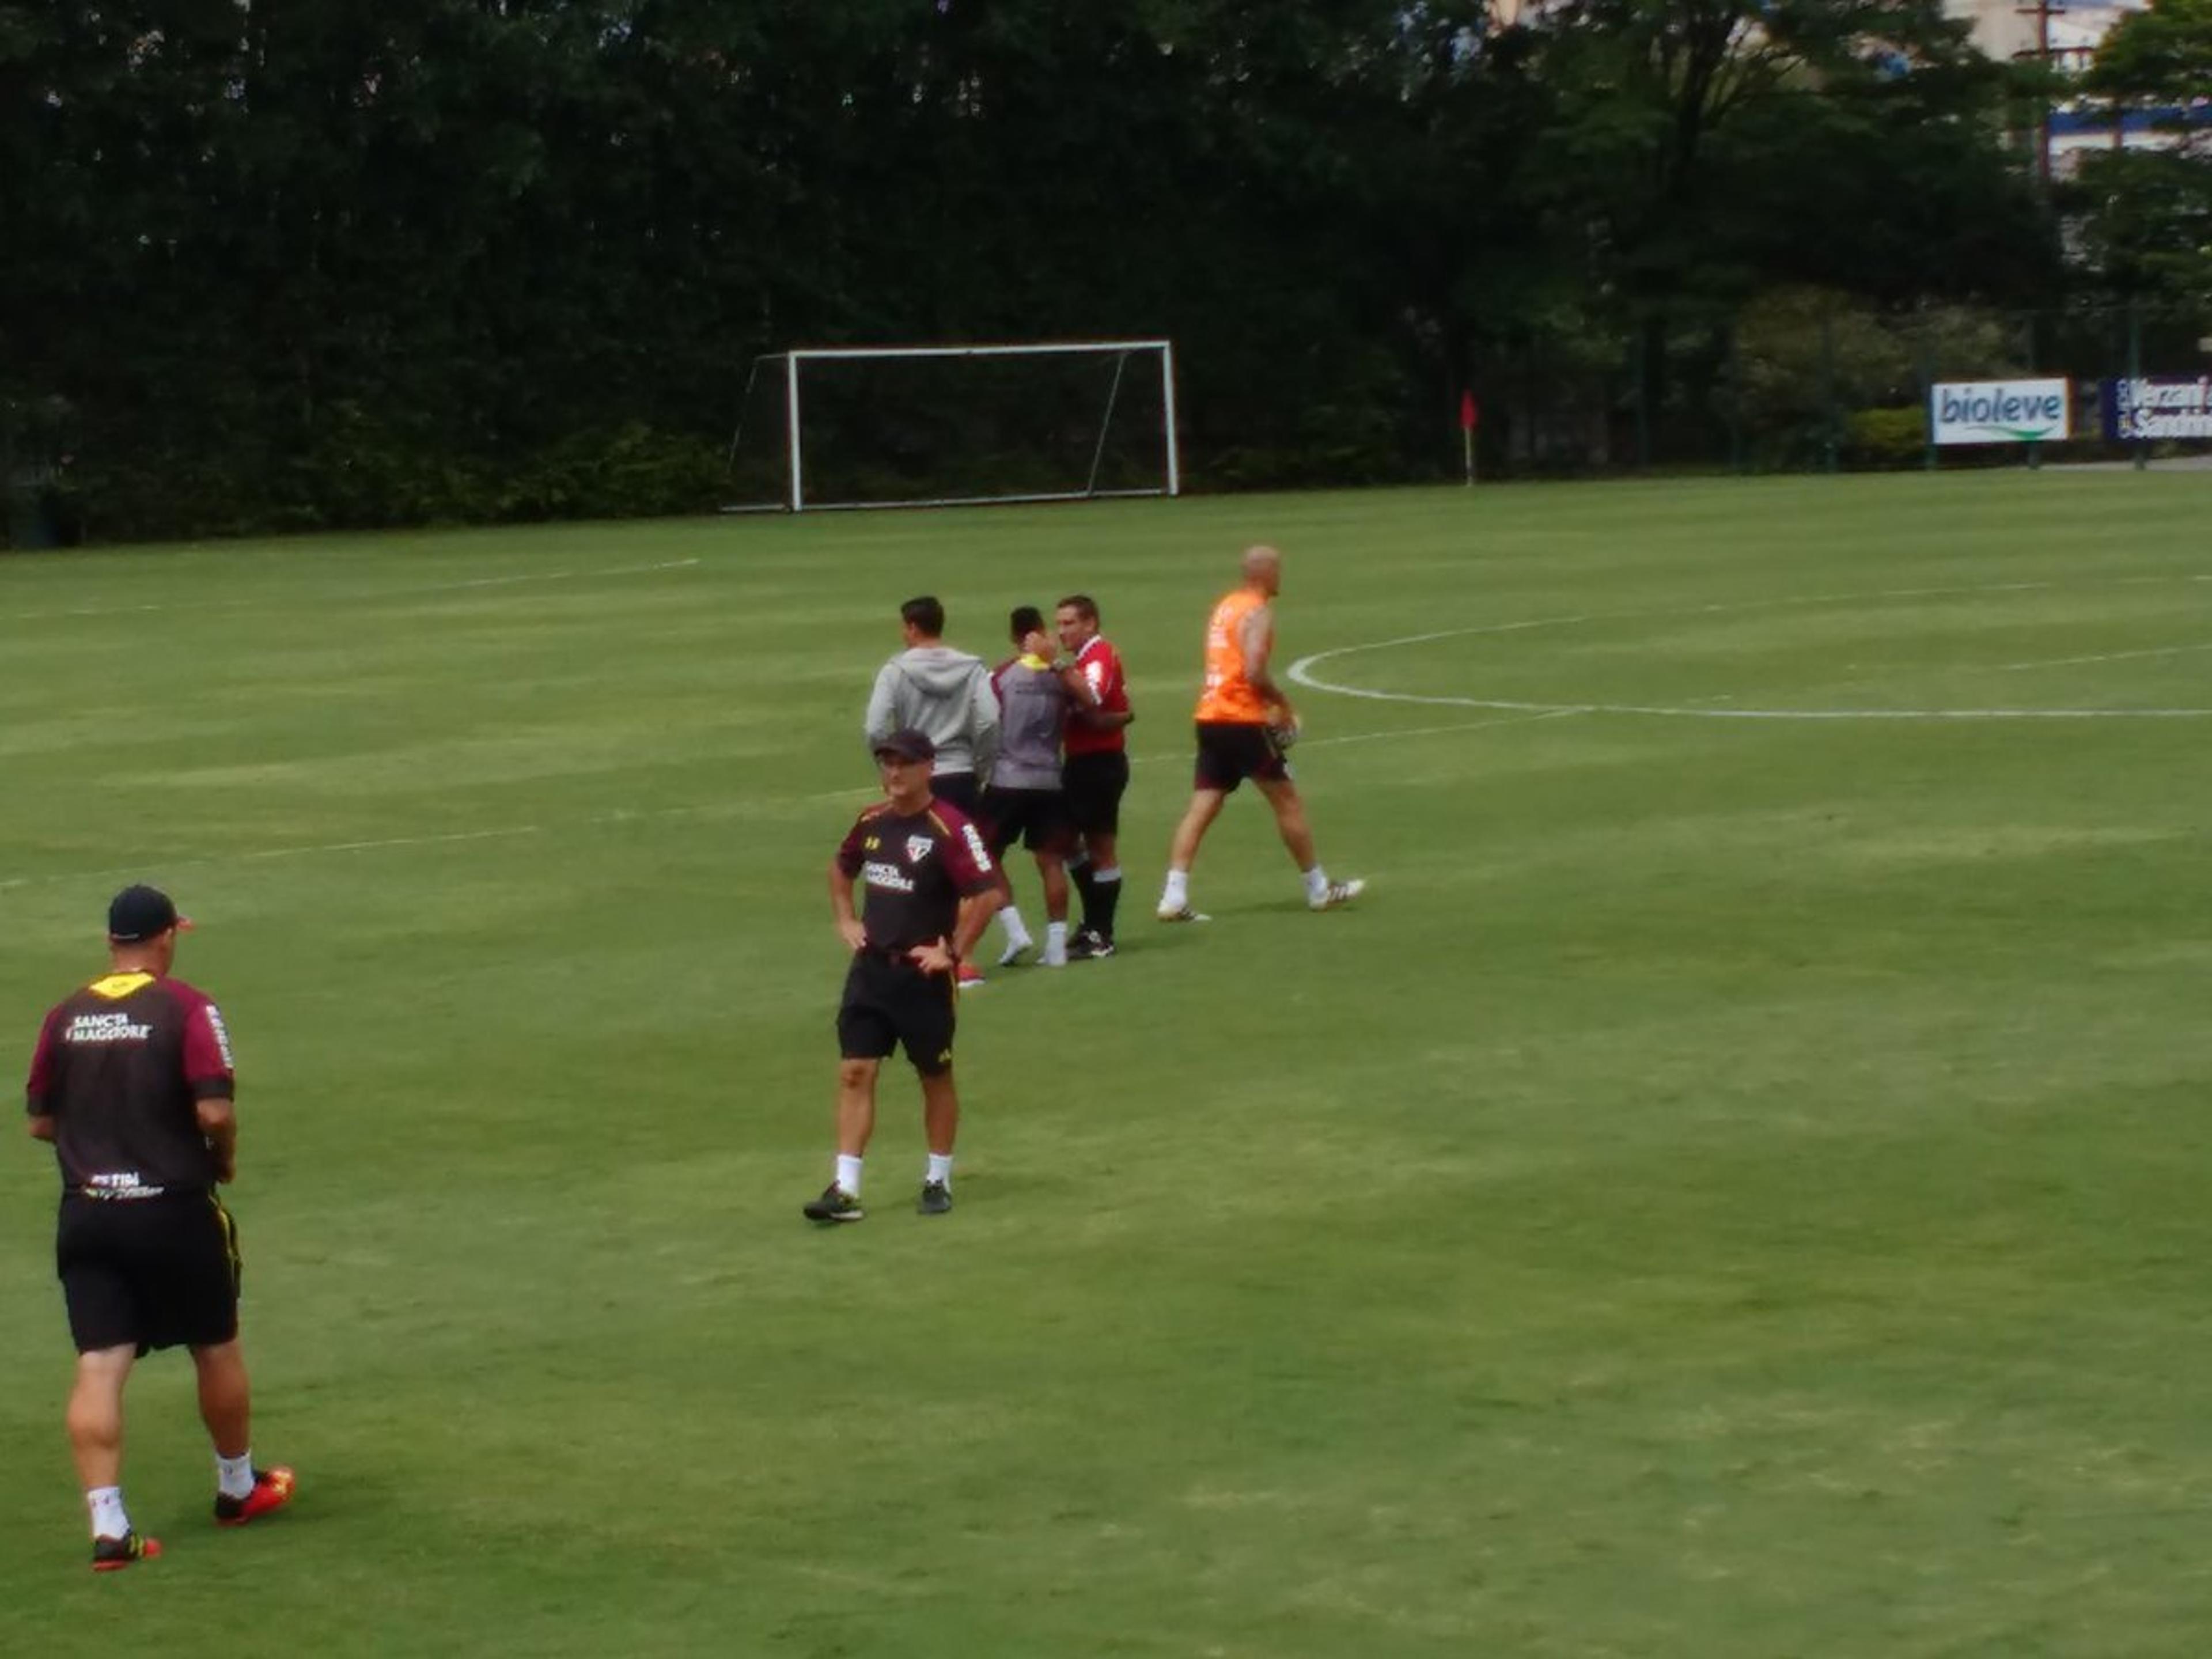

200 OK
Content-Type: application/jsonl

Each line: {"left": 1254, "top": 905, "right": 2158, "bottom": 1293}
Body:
{"left": 2102, "top": 377, "right": 2212, "bottom": 442}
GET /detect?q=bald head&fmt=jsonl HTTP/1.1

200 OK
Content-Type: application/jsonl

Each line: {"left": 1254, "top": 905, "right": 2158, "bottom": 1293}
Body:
{"left": 1240, "top": 544, "right": 1282, "bottom": 596}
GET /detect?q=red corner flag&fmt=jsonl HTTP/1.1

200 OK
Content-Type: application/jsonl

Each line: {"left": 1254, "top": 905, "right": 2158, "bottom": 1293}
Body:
{"left": 1459, "top": 390, "right": 1479, "bottom": 485}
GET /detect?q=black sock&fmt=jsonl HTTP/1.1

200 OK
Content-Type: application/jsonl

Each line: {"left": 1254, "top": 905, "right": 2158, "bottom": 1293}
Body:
{"left": 1092, "top": 870, "right": 1122, "bottom": 941}
{"left": 1070, "top": 861, "right": 1099, "bottom": 929}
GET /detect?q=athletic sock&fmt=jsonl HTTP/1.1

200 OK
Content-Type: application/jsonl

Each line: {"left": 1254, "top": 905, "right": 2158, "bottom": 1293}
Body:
{"left": 217, "top": 1452, "right": 255, "bottom": 1502}
{"left": 1302, "top": 866, "right": 1329, "bottom": 904}
{"left": 1070, "top": 860, "right": 1099, "bottom": 924}
{"left": 926, "top": 1153, "right": 955, "bottom": 1190}
{"left": 1162, "top": 869, "right": 1190, "bottom": 910}
{"left": 88, "top": 1487, "right": 130, "bottom": 1541}
{"left": 1044, "top": 921, "right": 1068, "bottom": 964}
{"left": 1001, "top": 906, "right": 1033, "bottom": 950}
{"left": 835, "top": 1154, "right": 863, "bottom": 1198}
{"left": 1092, "top": 866, "right": 1123, "bottom": 939}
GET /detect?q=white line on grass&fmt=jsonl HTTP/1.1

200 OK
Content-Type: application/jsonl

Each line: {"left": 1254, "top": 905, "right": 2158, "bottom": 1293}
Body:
{"left": 1289, "top": 578, "right": 2212, "bottom": 721}
{"left": 0, "top": 717, "right": 1559, "bottom": 893}
{"left": 0, "top": 558, "right": 700, "bottom": 623}
{"left": 1995, "top": 641, "right": 2212, "bottom": 673}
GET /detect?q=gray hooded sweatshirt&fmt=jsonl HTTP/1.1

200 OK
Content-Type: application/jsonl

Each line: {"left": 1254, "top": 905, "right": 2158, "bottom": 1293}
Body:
{"left": 864, "top": 645, "right": 999, "bottom": 779}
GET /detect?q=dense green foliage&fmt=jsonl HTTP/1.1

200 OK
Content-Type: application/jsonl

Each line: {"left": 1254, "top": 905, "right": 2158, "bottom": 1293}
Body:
{"left": 2070, "top": 0, "right": 2212, "bottom": 308}
{"left": 0, "top": 0, "right": 2188, "bottom": 539}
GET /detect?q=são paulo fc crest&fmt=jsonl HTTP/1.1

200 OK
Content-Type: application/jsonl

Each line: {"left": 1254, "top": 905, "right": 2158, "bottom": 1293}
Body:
{"left": 906, "top": 835, "right": 935, "bottom": 863}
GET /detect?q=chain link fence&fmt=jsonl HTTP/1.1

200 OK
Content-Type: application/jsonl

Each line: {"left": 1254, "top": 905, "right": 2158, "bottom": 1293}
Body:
{"left": 1463, "top": 295, "right": 2212, "bottom": 479}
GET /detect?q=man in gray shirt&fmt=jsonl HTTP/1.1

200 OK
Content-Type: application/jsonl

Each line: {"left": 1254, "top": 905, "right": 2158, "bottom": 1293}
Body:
{"left": 864, "top": 596, "right": 999, "bottom": 819}
{"left": 980, "top": 606, "right": 1096, "bottom": 968}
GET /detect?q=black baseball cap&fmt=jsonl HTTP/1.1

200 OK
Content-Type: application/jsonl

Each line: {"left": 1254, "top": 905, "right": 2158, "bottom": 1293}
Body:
{"left": 108, "top": 884, "right": 192, "bottom": 943}
{"left": 873, "top": 729, "right": 937, "bottom": 763}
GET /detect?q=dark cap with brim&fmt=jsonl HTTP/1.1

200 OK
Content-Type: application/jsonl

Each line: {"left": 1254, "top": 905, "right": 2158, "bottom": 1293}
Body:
{"left": 108, "top": 884, "right": 192, "bottom": 943}
{"left": 873, "top": 728, "right": 937, "bottom": 763}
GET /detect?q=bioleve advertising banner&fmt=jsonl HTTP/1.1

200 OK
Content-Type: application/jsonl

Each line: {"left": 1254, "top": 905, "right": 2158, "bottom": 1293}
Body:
{"left": 2102, "top": 377, "right": 2212, "bottom": 442}
{"left": 1929, "top": 380, "right": 2071, "bottom": 446}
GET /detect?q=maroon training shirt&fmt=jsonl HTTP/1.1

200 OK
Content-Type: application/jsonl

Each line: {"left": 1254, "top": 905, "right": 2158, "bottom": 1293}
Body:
{"left": 25, "top": 972, "right": 236, "bottom": 1196}
{"left": 836, "top": 798, "right": 997, "bottom": 952}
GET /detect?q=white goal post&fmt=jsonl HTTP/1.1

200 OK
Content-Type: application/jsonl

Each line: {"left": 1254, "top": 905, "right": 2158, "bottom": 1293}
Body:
{"left": 726, "top": 339, "right": 1181, "bottom": 513}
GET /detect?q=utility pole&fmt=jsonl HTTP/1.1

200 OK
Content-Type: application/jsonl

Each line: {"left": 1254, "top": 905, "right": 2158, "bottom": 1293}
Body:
{"left": 2015, "top": 0, "right": 2061, "bottom": 189}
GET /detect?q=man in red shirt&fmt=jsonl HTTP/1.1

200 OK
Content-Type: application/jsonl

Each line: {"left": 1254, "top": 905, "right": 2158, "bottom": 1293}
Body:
{"left": 1054, "top": 593, "right": 1137, "bottom": 958}
{"left": 806, "top": 730, "right": 1005, "bottom": 1222}
{"left": 24, "top": 886, "right": 294, "bottom": 1571}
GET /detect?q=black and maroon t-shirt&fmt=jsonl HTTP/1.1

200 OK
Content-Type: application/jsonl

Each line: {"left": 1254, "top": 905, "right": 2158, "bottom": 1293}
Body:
{"left": 836, "top": 798, "right": 997, "bottom": 953}
{"left": 25, "top": 972, "right": 236, "bottom": 1196}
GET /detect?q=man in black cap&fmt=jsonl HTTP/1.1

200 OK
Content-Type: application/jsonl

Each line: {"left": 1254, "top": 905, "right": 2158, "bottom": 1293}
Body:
{"left": 806, "top": 730, "right": 1003, "bottom": 1222}
{"left": 24, "top": 886, "right": 293, "bottom": 1571}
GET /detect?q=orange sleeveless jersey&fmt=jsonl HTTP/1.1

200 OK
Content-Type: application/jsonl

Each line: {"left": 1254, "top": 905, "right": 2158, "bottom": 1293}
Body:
{"left": 1194, "top": 589, "right": 1271, "bottom": 723}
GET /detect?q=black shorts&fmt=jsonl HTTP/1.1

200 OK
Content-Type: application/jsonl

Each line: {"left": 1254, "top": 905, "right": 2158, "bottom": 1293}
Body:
{"left": 980, "top": 786, "right": 1073, "bottom": 857}
{"left": 930, "top": 772, "right": 982, "bottom": 816}
{"left": 1194, "top": 722, "right": 1290, "bottom": 793}
{"left": 56, "top": 1190, "right": 240, "bottom": 1355}
{"left": 837, "top": 951, "right": 958, "bottom": 1076}
{"left": 1062, "top": 751, "right": 1130, "bottom": 837}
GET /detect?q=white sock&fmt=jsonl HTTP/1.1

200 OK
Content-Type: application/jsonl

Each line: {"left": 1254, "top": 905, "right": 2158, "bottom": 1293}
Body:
{"left": 1043, "top": 921, "right": 1068, "bottom": 965}
{"left": 1095, "top": 865, "right": 1122, "bottom": 885}
{"left": 1162, "top": 869, "right": 1189, "bottom": 908}
{"left": 926, "top": 1152, "right": 955, "bottom": 1189}
{"left": 1303, "top": 866, "right": 1329, "bottom": 903}
{"left": 1001, "top": 906, "right": 1033, "bottom": 949}
{"left": 217, "top": 1450, "right": 255, "bottom": 1501}
{"left": 835, "top": 1154, "right": 863, "bottom": 1197}
{"left": 88, "top": 1486, "right": 130, "bottom": 1541}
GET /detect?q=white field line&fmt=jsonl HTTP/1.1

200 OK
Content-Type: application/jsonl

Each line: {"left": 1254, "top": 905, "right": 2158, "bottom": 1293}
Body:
{"left": 1289, "top": 577, "right": 2212, "bottom": 721}
{"left": 0, "top": 558, "right": 699, "bottom": 623}
{"left": 0, "top": 715, "right": 1570, "bottom": 894}
{"left": 1996, "top": 641, "right": 2212, "bottom": 673}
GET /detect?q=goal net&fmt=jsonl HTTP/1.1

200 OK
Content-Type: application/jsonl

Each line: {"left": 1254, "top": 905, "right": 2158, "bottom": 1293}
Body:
{"left": 724, "top": 340, "right": 1181, "bottom": 512}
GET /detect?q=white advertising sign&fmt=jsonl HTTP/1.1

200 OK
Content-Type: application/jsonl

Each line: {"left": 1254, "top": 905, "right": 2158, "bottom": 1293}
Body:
{"left": 1930, "top": 380, "right": 2072, "bottom": 446}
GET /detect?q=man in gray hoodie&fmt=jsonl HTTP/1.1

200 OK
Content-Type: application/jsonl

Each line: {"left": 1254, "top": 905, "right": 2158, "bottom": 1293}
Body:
{"left": 864, "top": 596, "right": 999, "bottom": 818}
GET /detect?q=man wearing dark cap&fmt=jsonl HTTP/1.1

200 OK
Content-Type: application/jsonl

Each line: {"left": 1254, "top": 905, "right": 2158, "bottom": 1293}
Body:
{"left": 806, "top": 730, "right": 1003, "bottom": 1222}
{"left": 24, "top": 886, "right": 293, "bottom": 1571}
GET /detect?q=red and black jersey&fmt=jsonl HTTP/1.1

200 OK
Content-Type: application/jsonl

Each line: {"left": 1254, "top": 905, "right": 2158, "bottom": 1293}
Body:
{"left": 25, "top": 972, "right": 235, "bottom": 1196}
{"left": 1064, "top": 635, "right": 1130, "bottom": 757}
{"left": 836, "top": 798, "right": 997, "bottom": 952}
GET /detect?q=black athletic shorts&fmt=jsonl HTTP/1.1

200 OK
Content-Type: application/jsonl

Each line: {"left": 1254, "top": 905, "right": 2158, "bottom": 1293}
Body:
{"left": 1062, "top": 751, "right": 1130, "bottom": 836}
{"left": 980, "top": 786, "right": 1073, "bottom": 857}
{"left": 837, "top": 950, "right": 958, "bottom": 1076}
{"left": 930, "top": 772, "right": 982, "bottom": 816}
{"left": 1194, "top": 722, "right": 1290, "bottom": 793}
{"left": 56, "top": 1189, "right": 241, "bottom": 1355}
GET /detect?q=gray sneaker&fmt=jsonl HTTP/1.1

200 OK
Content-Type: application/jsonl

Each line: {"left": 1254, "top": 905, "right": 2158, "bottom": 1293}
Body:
{"left": 917, "top": 1180, "right": 953, "bottom": 1216}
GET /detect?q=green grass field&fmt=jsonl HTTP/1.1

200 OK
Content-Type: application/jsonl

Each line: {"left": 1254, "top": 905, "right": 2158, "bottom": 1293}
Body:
{"left": 4, "top": 472, "right": 2211, "bottom": 1657}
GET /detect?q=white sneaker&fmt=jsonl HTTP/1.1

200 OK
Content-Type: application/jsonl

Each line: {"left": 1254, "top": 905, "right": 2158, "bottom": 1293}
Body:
{"left": 997, "top": 939, "right": 1034, "bottom": 968}
{"left": 1157, "top": 903, "right": 1211, "bottom": 923}
{"left": 1308, "top": 878, "right": 1365, "bottom": 911}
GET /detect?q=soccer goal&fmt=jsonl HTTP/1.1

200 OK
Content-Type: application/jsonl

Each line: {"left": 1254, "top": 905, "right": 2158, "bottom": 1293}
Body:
{"left": 724, "top": 340, "right": 1180, "bottom": 513}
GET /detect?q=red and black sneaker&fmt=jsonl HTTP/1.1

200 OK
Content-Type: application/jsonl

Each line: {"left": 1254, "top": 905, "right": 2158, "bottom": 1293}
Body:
{"left": 92, "top": 1531, "right": 161, "bottom": 1572}
{"left": 214, "top": 1465, "right": 296, "bottom": 1527}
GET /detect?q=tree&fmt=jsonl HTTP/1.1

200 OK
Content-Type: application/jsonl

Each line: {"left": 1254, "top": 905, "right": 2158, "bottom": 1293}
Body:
{"left": 2071, "top": 0, "right": 2212, "bottom": 307}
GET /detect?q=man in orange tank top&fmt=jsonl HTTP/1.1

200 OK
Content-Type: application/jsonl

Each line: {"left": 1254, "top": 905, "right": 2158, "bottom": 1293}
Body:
{"left": 1157, "top": 545, "right": 1365, "bottom": 921}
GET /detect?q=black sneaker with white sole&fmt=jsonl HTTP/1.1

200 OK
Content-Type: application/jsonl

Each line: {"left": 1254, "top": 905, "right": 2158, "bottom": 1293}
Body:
{"left": 802, "top": 1184, "right": 865, "bottom": 1224}
{"left": 1067, "top": 928, "right": 1118, "bottom": 960}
